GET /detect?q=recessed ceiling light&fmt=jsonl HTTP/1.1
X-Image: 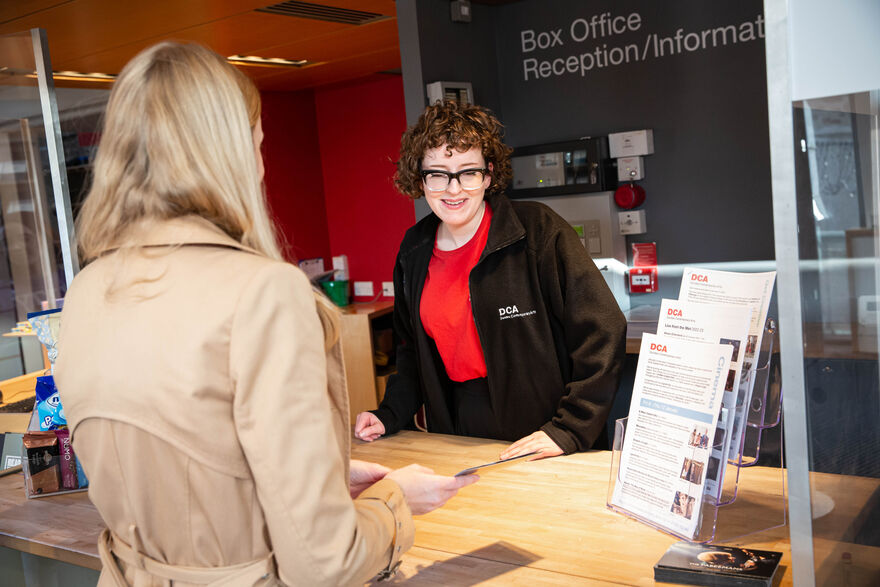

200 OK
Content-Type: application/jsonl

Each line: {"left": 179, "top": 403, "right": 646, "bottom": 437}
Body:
{"left": 227, "top": 55, "right": 315, "bottom": 68}
{"left": 19, "top": 70, "right": 116, "bottom": 82}
{"left": 52, "top": 71, "right": 116, "bottom": 82}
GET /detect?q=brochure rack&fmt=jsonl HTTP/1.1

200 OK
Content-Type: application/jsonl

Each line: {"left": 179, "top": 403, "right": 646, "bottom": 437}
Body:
{"left": 606, "top": 318, "right": 785, "bottom": 543}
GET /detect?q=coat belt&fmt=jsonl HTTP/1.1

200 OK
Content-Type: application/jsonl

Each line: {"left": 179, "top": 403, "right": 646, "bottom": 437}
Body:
{"left": 98, "top": 527, "right": 275, "bottom": 586}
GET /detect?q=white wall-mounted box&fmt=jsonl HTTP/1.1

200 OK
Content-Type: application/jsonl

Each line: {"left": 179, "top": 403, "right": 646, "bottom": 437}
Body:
{"left": 332, "top": 255, "right": 349, "bottom": 281}
{"left": 616, "top": 156, "right": 644, "bottom": 181}
{"left": 618, "top": 210, "right": 647, "bottom": 235}
{"left": 609, "top": 130, "right": 654, "bottom": 158}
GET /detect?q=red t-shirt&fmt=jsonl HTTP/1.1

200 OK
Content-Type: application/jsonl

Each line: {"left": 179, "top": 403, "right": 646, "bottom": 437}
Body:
{"left": 420, "top": 205, "right": 493, "bottom": 382}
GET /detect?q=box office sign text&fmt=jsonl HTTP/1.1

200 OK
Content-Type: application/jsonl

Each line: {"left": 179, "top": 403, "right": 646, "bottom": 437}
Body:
{"left": 520, "top": 11, "right": 765, "bottom": 82}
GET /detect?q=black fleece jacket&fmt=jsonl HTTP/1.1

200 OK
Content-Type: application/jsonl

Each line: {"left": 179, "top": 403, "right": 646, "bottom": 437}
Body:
{"left": 371, "top": 192, "right": 626, "bottom": 453}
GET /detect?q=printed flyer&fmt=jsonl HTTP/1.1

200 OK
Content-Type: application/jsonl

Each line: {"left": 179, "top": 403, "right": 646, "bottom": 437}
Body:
{"left": 611, "top": 334, "right": 732, "bottom": 538}
{"left": 656, "top": 299, "right": 750, "bottom": 499}
{"left": 678, "top": 268, "right": 776, "bottom": 461}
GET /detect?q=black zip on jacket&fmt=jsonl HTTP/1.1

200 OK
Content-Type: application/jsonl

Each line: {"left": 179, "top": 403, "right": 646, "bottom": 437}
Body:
{"left": 371, "top": 192, "right": 627, "bottom": 454}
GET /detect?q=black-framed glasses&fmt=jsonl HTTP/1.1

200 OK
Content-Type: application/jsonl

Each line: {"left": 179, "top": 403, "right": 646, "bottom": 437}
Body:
{"left": 420, "top": 168, "right": 489, "bottom": 192}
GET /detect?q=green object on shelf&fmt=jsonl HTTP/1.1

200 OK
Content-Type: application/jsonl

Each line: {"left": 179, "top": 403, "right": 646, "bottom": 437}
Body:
{"left": 321, "top": 280, "right": 349, "bottom": 307}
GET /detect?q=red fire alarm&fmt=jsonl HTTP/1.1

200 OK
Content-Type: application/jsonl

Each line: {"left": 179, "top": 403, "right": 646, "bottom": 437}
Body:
{"left": 629, "top": 242, "right": 658, "bottom": 294}
{"left": 628, "top": 266, "right": 658, "bottom": 294}
{"left": 614, "top": 182, "right": 646, "bottom": 210}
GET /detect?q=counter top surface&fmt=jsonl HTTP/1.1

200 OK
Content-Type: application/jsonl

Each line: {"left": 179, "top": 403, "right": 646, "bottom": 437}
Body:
{"left": 2, "top": 431, "right": 878, "bottom": 584}
{"left": 0, "top": 473, "right": 103, "bottom": 570}
{"left": 352, "top": 431, "right": 796, "bottom": 585}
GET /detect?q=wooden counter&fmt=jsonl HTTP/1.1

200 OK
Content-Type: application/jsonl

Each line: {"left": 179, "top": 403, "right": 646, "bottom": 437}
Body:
{"left": 0, "top": 474, "right": 102, "bottom": 571}
{"left": 2, "top": 431, "right": 879, "bottom": 584}
{"left": 352, "top": 431, "right": 794, "bottom": 585}
{"left": 354, "top": 433, "right": 880, "bottom": 585}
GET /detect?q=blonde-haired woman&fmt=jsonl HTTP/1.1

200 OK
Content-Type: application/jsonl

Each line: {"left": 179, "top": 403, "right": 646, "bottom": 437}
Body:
{"left": 55, "top": 42, "right": 475, "bottom": 586}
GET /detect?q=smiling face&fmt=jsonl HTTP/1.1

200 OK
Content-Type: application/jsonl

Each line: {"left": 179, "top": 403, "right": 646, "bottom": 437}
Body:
{"left": 421, "top": 144, "right": 492, "bottom": 239}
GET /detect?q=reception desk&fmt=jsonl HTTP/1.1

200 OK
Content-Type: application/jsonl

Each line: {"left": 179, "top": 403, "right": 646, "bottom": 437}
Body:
{"left": 3, "top": 430, "right": 880, "bottom": 584}
{"left": 350, "top": 431, "right": 796, "bottom": 585}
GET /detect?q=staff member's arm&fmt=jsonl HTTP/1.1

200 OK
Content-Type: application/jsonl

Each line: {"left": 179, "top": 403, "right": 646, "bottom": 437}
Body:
{"left": 501, "top": 220, "right": 626, "bottom": 460}
{"left": 356, "top": 253, "right": 423, "bottom": 441}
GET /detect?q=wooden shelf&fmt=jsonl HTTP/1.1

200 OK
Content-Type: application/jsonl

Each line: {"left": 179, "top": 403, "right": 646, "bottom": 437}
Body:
{"left": 338, "top": 300, "right": 394, "bottom": 423}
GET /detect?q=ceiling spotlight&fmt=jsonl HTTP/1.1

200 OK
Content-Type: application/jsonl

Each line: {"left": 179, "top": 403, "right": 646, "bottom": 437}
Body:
{"left": 227, "top": 55, "right": 314, "bottom": 68}
{"left": 52, "top": 71, "right": 116, "bottom": 82}
{"left": 21, "top": 70, "right": 116, "bottom": 82}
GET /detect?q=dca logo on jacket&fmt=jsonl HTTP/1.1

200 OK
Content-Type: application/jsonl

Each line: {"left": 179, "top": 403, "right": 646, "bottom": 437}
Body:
{"left": 498, "top": 304, "right": 537, "bottom": 321}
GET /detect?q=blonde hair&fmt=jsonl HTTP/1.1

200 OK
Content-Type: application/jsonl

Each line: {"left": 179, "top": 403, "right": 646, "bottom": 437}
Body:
{"left": 77, "top": 41, "right": 339, "bottom": 346}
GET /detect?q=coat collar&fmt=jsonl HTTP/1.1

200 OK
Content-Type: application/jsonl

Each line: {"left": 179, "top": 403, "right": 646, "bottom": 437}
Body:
{"left": 482, "top": 191, "right": 526, "bottom": 256}
{"left": 97, "top": 216, "right": 260, "bottom": 257}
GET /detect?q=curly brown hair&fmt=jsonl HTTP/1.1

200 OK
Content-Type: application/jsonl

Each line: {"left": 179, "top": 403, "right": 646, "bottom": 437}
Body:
{"left": 395, "top": 100, "right": 513, "bottom": 199}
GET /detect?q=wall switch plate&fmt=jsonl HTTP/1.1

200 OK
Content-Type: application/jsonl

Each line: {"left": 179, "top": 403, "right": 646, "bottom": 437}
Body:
{"left": 354, "top": 281, "right": 373, "bottom": 297}
{"left": 619, "top": 210, "right": 647, "bottom": 235}
{"left": 382, "top": 282, "right": 394, "bottom": 297}
{"left": 571, "top": 220, "right": 602, "bottom": 255}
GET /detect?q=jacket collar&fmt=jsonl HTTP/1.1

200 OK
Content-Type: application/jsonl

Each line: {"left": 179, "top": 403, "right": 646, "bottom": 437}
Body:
{"left": 97, "top": 216, "right": 259, "bottom": 257}
{"left": 482, "top": 191, "right": 526, "bottom": 255}
{"left": 400, "top": 192, "right": 526, "bottom": 260}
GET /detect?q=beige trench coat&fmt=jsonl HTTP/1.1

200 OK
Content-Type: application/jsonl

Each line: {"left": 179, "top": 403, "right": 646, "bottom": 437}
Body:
{"left": 55, "top": 216, "right": 414, "bottom": 586}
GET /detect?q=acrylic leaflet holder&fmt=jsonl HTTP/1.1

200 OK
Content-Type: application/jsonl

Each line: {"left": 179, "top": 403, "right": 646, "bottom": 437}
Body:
{"left": 606, "top": 318, "right": 785, "bottom": 543}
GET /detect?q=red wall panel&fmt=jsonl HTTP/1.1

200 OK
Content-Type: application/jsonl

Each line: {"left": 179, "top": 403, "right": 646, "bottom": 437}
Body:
{"left": 260, "top": 90, "right": 332, "bottom": 265}
{"left": 315, "top": 75, "right": 414, "bottom": 301}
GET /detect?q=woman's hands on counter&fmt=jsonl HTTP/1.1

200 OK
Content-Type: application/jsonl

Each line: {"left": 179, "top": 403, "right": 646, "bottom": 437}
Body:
{"left": 354, "top": 411, "right": 386, "bottom": 442}
{"left": 349, "top": 459, "right": 391, "bottom": 499}
{"left": 500, "top": 430, "right": 563, "bottom": 461}
{"left": 385, "top": 464, "right": 478, "bottom": 515}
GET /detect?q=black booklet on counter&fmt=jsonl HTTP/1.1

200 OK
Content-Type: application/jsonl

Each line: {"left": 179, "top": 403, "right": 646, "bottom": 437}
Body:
{"left": 654, "top": 541, "right": 782, "bottom": 586}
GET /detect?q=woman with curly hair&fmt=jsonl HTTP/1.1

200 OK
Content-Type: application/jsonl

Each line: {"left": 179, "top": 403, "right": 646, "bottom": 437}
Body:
{"left": 355, "top": 100, "right": 626, "bottom": 461}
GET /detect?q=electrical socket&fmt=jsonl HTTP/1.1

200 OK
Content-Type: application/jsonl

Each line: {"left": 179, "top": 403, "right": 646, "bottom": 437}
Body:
{"left": 353, "top": 281, "right": 373, "bottom": 297}
{"left": 382, "top": 282, "right": 394, "bottom": 297}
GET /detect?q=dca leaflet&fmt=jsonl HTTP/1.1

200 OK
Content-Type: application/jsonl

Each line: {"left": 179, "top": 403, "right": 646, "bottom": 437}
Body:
{"left": 657, "top": 299, "right": 751, "bottom": 499}
{"left": 678, "top": 268, "right": 776, "bottom": 461}
{"left": 611, "top": 334, "right": 731, "bottom": 539}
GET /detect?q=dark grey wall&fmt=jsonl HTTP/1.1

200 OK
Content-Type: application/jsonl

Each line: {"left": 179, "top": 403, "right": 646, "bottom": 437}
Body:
{"left": 412, "top": 0, "right": 504, "bottom": 118}
{"left": 493, "top": 0, "right": 772, "bottom": 264}
{"left": 400, "top": 0, "right": 774, "bottom": 265}
{"left": 404, "top": 0, "right": 503, "bottom": 219}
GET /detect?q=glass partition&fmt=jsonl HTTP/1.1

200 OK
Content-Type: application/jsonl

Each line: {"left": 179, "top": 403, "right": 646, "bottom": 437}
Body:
{"left": 0, "top": 30, "right": 81, "bottom": 379}
{"left": 764, "top": 0, "right": 880, "bottom": 583}
{"left": 793, "top": 92, "right": 880, "bottom": 586}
